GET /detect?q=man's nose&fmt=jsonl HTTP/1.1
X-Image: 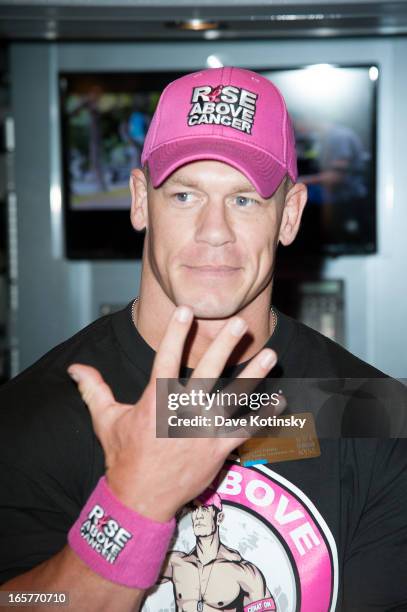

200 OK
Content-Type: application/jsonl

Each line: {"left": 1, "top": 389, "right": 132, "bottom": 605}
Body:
{"left": 195, "top": 505, "right": 205, "bottom": 518}
{"left": 194, "top": 199, "right": 236, "bottom": 247}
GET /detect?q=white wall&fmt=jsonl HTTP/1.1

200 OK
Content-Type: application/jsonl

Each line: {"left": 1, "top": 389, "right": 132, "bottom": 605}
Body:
{"left": 10, "top": 37, "right": 407, "bottom": 376}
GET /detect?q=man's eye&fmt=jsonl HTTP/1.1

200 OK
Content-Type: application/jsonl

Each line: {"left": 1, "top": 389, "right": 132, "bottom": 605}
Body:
{"left": 235, "top": 196, "right": 258, "bottom": 207}
{"left": 174, "top": 192, "right": 191, "bottom": 203}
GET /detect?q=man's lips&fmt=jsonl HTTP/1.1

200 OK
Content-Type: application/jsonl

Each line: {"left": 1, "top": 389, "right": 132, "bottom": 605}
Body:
{"left": 182, "top": 264, "right": 241, "bottom": 275}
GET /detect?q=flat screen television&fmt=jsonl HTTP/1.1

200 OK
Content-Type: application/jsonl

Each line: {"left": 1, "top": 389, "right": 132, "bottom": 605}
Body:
{"left": 60, "top": 65, "right": 377, "bottom": 259}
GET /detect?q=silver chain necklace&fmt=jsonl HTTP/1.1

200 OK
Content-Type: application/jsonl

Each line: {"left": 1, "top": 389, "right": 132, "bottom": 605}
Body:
{"left": 197, "top": 558, "right": 216, "bottom": 612}
{"left": 131, "top": 296, "right": 277, "bottom": 334}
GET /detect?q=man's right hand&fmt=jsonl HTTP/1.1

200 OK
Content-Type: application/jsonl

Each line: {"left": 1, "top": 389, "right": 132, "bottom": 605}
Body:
{"left": 68, "top": 305, "right": 279, "bottom": 522}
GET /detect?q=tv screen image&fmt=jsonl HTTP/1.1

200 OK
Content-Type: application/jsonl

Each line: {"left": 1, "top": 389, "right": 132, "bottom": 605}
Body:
{"left": 60, "top": 65, "right": 377, "bottom": 259}
{"left": 66, "top": 89, "right": 160, "bottom": 211}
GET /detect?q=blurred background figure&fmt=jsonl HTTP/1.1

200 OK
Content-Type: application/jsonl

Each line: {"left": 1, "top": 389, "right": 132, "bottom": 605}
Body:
{"left": 295, "top": 114, "right": 369, "bottom": 241}
{"left": 120, "top": 93, "right": 151, "bottom": 170}
{"left": 296, "top": 116, "right": 368, "bottom": 204}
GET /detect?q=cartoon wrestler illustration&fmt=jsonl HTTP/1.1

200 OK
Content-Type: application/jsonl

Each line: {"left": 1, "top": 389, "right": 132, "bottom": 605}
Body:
{"left": 159, "top": 491, "right": 276, "bottom": 612}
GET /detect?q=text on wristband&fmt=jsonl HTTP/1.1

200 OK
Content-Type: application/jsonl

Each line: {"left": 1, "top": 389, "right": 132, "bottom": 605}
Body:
{"left": 79, "top": 504, "right": 132, "bottom": 564}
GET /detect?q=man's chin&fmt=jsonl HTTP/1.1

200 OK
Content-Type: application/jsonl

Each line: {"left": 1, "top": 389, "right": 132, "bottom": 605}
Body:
{"left": 172, "top": 270, "right": 246, "bottom": 317}
{"left": 193, "top": 528, "right": 212, "bottom": 537}
{"left": 174, "top": 294, "right": 241, "bottom": 320}
{"left": 193, "top": 308, "right": 236, "bottom": 320}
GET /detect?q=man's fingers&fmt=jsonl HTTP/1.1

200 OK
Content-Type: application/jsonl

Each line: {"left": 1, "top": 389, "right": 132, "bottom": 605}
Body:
{"left": 213, "top": 349, "right": 285, "bottom": 446}
{"left": 192, "top": 317, "right": 248, "bottom": 379}
{"left": 217, "top": 349, "right": 277, "bottom": 415}
{"left": 237, "top": 348, "right": 277, "bottom": 379}
{"left": 151, "top": 306, "right": 194, "bottom": 380}
{"left": 67, "top": 364, "right": 118, "bottom": 429}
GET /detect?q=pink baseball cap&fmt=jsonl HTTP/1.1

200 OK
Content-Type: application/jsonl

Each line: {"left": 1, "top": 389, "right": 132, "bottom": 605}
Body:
{"left": 196, "top": 490, "right": 223, "bottom": 511}
{"left": 141, "top": 66, "right": 297, "bottom": 198}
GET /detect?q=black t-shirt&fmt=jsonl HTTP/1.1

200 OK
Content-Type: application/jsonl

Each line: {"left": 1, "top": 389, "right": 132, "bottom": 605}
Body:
{"left": 0, "top": 303, "right": 406, "bottom": 611}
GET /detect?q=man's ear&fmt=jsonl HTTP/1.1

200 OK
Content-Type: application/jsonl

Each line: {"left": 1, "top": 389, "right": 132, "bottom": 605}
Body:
{"left": 130, "top": 168, "right": 148, "bottom": 231}
{"left": 217, "top": 511, "right": 224, "bottom": 525}
{"left": 278, "top": 182, "right": 308, "bottom": 246}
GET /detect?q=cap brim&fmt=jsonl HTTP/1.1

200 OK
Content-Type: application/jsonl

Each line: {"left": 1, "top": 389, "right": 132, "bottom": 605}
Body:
{"left": 146, "top": 136, "right": 288, "bottom": 199}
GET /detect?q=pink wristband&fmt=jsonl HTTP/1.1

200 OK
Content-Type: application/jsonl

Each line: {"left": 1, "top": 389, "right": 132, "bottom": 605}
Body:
{"left": 68, "top": 476, "right": 176, "bottom": 589}
{"left": 244, "top": 597, "right": 276, "bottom": 612}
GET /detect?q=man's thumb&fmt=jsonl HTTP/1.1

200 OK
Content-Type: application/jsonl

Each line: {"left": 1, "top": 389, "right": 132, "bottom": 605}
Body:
{"left": 67, "top": 364, "right": 116, "bottom": 421}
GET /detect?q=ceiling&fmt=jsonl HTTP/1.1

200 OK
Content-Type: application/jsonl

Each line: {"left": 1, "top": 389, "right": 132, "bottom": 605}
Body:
{"left": 1, "top": 0, "right": 407, "bottom": 41}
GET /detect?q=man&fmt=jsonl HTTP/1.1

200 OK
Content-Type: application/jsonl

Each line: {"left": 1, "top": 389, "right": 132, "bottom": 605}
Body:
{"left": 160, "top": 492, "right": 275, "bottom": 611}
{"left": 0, "top": 67, "right": 406, "bottom": 612}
